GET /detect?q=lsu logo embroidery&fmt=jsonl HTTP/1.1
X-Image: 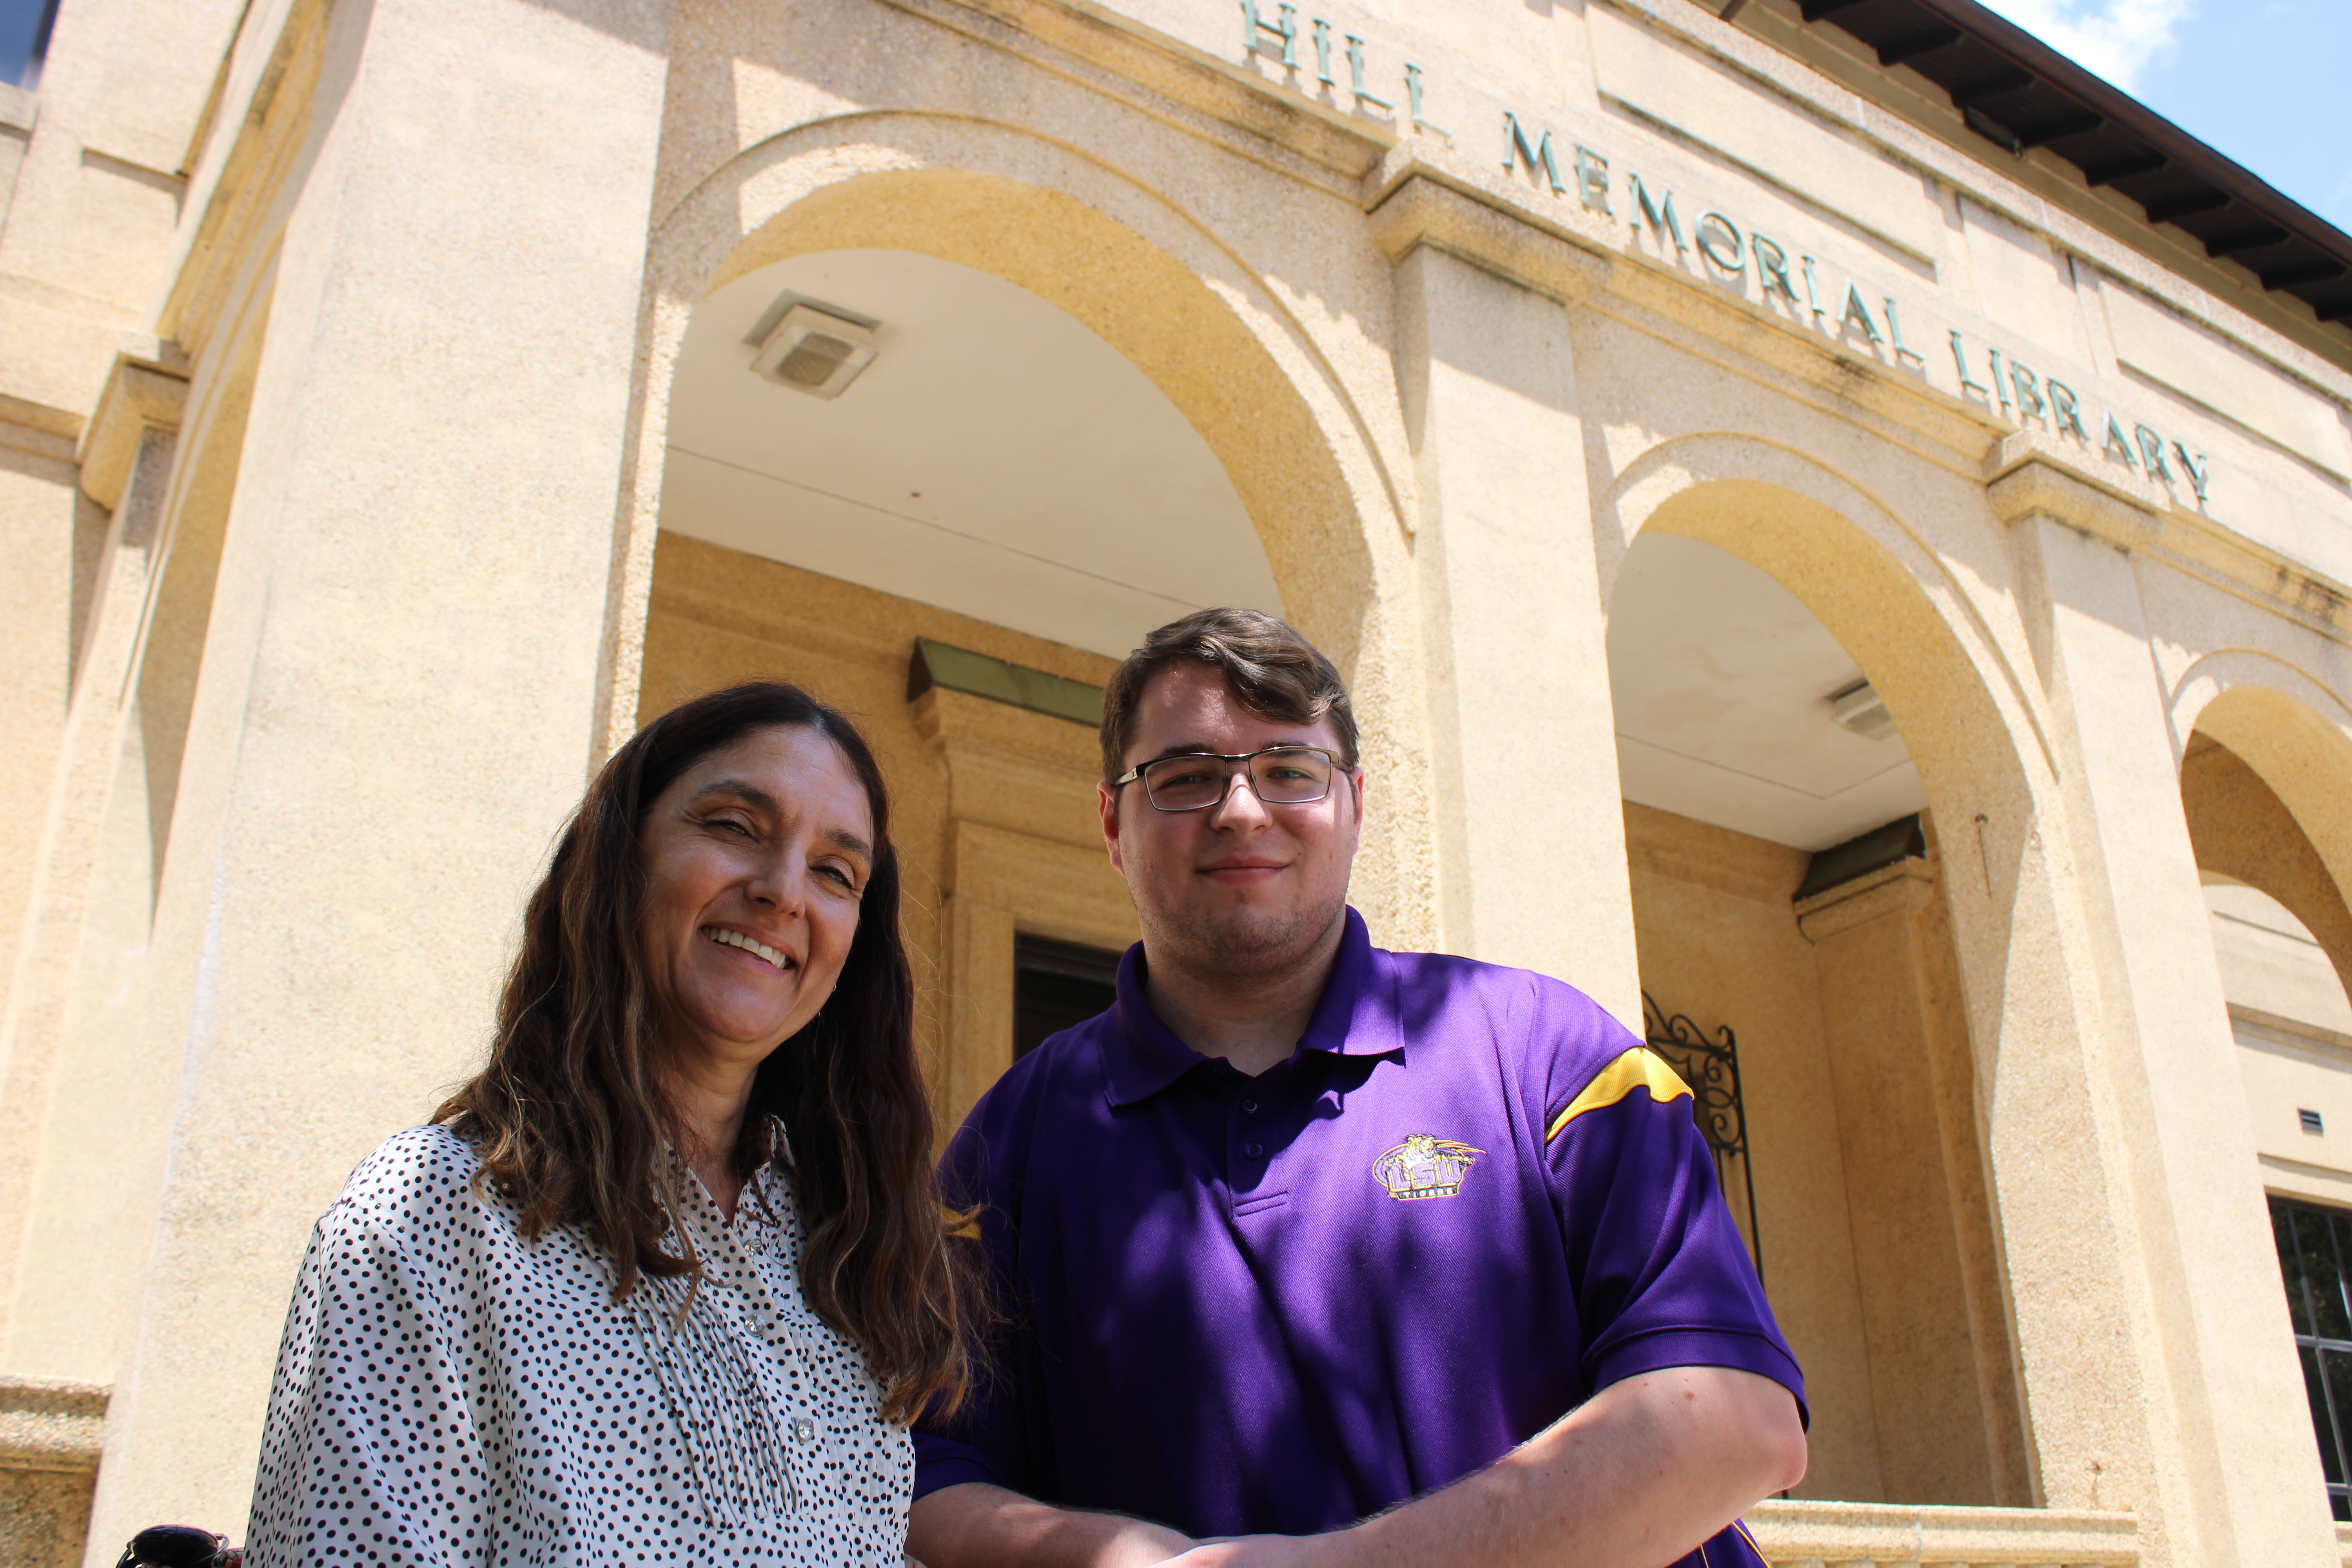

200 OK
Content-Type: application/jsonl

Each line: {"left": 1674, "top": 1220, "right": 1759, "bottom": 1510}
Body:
{"left": 1372, "top": 1134, "right": 1485, "bottom": 1201}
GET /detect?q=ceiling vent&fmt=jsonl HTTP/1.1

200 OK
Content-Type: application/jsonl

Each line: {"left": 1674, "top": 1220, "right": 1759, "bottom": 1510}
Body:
{"left": 750, "top": 304, "right": 878, "bottom": 400}
{"left": 1827, "top": 678, "right": 1896, "bottom": 741}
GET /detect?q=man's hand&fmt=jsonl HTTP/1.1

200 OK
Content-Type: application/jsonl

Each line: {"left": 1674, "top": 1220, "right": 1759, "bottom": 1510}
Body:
{"left": 1150, "top": 1538, "right": 1319, "bottom": 1568}
{"left": 911, "top": 1367, "right": 1800, "bottom": 1568}
{"left": 907, "top": 1481, "right": 1196, "bottom": 1568}
{"left": 1166, "top": 1367, "right": 1802, "bottom": 1568}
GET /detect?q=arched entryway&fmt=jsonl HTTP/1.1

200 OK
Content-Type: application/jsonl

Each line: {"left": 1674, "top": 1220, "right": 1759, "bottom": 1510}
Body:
{"left": 616, "top": 135, "right": 1426, "bottom": 1126}
{"left": 1601, "top": 448, "right": 2038, "bottom": 1510}
{"left": 2173, "top": 677, "right": 2352, "bottom": 1523}
{"left": 642, "top": 238, "right": 1290, "bottom": 1129}
{"left": 2178, "top": 676, "right": 2352, "bottom": 1007}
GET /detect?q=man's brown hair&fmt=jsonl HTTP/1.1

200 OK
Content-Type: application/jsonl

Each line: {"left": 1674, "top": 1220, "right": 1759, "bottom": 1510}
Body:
{"left": 1099, "top": 608, "right": 1359, "bottom": 781}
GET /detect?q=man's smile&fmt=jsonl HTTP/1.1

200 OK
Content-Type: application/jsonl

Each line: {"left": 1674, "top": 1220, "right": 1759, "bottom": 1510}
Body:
{"left": 1200, "top": 857, "right": 1288, "bottom": 883}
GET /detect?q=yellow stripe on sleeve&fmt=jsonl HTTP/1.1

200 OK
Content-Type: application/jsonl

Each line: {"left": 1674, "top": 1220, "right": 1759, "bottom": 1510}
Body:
{"left": 1544, "top": 1047, "right": 1693, "bottom": 1142}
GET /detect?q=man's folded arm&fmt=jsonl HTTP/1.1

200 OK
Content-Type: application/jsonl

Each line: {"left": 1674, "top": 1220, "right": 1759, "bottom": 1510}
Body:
{"left": 1162, "top": 1362, "right": 1806, "bottom": 1568}
{"left": 906, "top": 1479, "right": 1195, "bottom": 1568}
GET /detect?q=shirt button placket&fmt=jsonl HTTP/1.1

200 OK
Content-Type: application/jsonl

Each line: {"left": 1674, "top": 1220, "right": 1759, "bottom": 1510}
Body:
{"left": 1235, "top": 1083, "right": 1267, "bottom": 1166}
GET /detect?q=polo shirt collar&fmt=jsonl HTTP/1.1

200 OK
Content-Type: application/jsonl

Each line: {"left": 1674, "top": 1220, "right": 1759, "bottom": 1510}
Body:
{"left": 1102, "top": 906, "right": 1402, "bottom": 1108}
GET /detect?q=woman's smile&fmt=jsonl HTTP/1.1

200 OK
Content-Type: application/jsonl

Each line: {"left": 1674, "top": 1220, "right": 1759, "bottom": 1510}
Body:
{"left": 701, "top": 925, "right": 796, "bottom": 971}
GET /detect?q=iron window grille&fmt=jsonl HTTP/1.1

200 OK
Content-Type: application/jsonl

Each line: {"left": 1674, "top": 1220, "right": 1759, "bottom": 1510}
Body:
{"left": 1642, "top": 993, "right": 1762, "bottom": 1287}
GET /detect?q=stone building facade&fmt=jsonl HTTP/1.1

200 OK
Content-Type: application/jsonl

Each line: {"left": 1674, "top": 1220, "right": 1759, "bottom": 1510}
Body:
{"left": 3, "top": 0, "right": 2351, "bottom": 1562}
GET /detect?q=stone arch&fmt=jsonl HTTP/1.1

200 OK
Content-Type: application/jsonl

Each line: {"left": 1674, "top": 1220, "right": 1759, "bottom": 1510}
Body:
{"left": 1600, "top": 434, "right": 2056, "bottom": 878}
{"left": 1597, "top": 436, "right": 2072, "bottom": 1105}
{"left": 2171, "top": 658, "right": 2352, "bottom": 1006}
{"left": 619, "top": 111, "right": 1433, "bottom": 942}
{"left": 1595, "top": 433, "right": 2139, "bottom": 1515}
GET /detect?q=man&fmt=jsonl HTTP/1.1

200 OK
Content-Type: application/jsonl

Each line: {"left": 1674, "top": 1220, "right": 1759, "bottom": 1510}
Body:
{"left": 907, "top": 610, "right": 1806, "bottom": 1568}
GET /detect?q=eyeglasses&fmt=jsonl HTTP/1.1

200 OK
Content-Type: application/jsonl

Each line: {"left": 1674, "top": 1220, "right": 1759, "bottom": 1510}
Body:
{"left": 116, "top": 1527, "right": 239, "bottom": 1568}
{"left": 1111, "top": 746, "right": 1343, "bottom": 813}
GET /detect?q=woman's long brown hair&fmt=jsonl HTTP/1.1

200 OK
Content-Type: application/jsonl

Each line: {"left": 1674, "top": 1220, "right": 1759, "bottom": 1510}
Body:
{"left": 436, "top": 682, "right": 972, "bottom": 1421}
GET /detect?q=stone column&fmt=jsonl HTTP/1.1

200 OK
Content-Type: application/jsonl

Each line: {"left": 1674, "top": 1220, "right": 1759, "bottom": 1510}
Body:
{"left": 0, "top": 394, "right": 101, "bottom": 1011}
{"left": 0, "top": 354, "right": 182, "bottom": 1348}
{"left": 1370, "top": 175, "right": 1639, "bottom": 1025}
{"left": 1797, "top": 853, "right": 2027, "bottom": 1506}
{"left": 0, "top": 355, "right": 179, "bottom": 1568}
{"left": 62, "top": 0, "right": 674, "bottom": 1549}
{"left": 1991, "top": 446, "right": 2337, "bottom": 1565}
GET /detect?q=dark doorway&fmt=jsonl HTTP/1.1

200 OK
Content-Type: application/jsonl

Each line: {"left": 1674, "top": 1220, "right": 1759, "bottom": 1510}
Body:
{"left": 1014, "top": 933, "right": 1123, "bottom": 1060}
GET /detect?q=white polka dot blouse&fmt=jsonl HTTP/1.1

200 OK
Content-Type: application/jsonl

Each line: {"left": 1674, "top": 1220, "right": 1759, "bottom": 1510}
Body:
{"left": 245, "top": 1124, "right": 914, "bottom": 1565}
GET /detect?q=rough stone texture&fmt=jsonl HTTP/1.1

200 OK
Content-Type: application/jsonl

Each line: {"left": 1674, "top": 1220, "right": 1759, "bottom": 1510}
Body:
{"left": 0, "top": 1377, "right": 104, "bottom": 1568}
{"left": 0, "top": 1469, "right": 98, "bottom": 1568}
{"left": 1746, "top": 1495, "right": 2140, "bottom": 1564}
{"left": 2012, "top": 510, "right": 2322, "bottom": 1563}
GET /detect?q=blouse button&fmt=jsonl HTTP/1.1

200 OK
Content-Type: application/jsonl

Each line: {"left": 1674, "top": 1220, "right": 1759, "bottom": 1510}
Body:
{"left": 1243, "top": 1142, "right": 1264, "bottom": 1159}
{"left": 791, "top": 1415, "right": 817, "bottom": 1444}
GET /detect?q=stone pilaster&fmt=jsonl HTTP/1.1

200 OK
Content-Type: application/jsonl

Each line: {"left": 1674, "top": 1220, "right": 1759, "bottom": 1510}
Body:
{"left": 1994, "top": 447, "right": 2338, "bottom": 1566}
{"left": 70, "top": 0, "right": 675, "bottom": 1548}
{"left": 1372, "top": 174, "right": 1639, "bottom": 1024}
{"left": 1797, "top": 855, "right": 2025, "bottom": 1506}
{"left": 0, "top": 352, "right": 183, "bottom": 1359}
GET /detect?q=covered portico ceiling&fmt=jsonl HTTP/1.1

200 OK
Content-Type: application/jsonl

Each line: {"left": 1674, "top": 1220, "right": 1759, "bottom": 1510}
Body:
{"left": 659, "top": 249, "right": 1280, "bottom": 661}
{"left": 1609, "top": 533, "right": 1928, "bottom": 853}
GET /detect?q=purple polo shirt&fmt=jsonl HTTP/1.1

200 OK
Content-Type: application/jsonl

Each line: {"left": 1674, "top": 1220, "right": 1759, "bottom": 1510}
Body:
{"left": 914, "top": 908, "right": 1803, "bottom": 1563}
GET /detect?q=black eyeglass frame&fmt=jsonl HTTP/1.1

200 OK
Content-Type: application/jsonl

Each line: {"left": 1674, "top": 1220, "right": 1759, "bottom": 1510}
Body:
{"left": 1109, "top": 745, "right": 1350, "bottom": 813}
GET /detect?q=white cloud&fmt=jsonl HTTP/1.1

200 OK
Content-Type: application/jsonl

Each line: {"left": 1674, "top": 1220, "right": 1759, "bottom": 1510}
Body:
{"left": 1973, "top": 0, "right": 2194, "bottom": 90}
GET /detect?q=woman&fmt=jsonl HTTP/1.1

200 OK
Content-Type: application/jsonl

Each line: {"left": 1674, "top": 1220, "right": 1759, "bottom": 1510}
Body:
{"left": 246, "top": 683, "right": 971, "bottom": 1566}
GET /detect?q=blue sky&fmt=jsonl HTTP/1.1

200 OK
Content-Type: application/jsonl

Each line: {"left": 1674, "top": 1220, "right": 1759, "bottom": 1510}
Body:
{"left": 1, "top": 0, "right": 49, "bottom": 87}
{"left": 1978, "top": 0, "right": 2352, "bottom": 235}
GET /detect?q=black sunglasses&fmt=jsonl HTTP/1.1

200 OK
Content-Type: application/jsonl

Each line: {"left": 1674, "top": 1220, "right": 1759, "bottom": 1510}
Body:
{"left": 116, "top": 1526, "right": 240, "bottom": 1568}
